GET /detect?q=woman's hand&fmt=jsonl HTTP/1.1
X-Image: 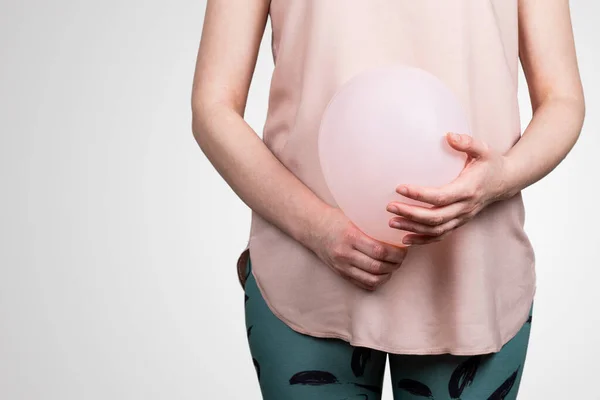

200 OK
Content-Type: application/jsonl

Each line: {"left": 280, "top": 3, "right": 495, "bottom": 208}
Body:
{"left": 386, "top": 132, "right": 512, "bottom": 246}
{"left": 308, "top": 207, "right": 409, "bottom": 291}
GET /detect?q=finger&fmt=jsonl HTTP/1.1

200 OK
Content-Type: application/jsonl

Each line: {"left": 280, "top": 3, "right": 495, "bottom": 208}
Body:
{"left": 352, "top": 234, "right": 408, "bottom": 263}
{"left": 390, "top": 217, "right": 462, "bottom": 237}
{"left": 338, "top": 265, "right": 380, "bottom": 290}
{"left": 402, "top": 232, "right": 450, "bottom": 246}
{"left": 339, "top": 272, "right": 374, "bottom": 291}
{"left": 446, "top": 132, "right": 490, "bottom": 159}
{"left": 330, "top": 264, "right": 374, "bottom": 290}
{"left": 395, "top": 178, "right": 475, "bottom": 206}
{"left": 402, "top": 220, "right": 468, "bottom": 245}
{"left": 345, "top": 265, "right": 391, "bottom": 291}
{"left": 349, "top": 269, "right": 394, "bottom": 290}
{"left": 350, "top": 249, "right": 402, "bottom": 275}
{"left": 387, "top": 201, "right": 468, "bottom": 226}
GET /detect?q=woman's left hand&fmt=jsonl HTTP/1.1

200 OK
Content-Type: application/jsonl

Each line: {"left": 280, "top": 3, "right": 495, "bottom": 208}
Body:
{"left": 386, "top": 132, "right": 513, "bottom": 246}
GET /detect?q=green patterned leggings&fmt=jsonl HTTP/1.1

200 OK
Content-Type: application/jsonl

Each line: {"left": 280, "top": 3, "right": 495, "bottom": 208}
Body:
{"left": 243, "top": 256, "right": 533, "bottom": 400}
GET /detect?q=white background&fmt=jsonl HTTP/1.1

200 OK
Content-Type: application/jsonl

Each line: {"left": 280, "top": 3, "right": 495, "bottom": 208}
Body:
{"left": 1, "top": 1, "right": 598, "bottom": 399}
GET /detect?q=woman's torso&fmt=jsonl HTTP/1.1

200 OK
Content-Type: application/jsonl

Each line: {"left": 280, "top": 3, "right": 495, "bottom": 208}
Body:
{"left": 237, "top": 0, "right": 536, "bottom": 355}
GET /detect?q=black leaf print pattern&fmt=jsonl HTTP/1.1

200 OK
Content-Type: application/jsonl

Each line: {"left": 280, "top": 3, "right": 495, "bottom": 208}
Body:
{"left": 340, "top": 395, "right": 369, "bottom": 400}
{"left": 245, "top": 294, "right": 249, "bottom": 304}
{"left": 289, "top": 370, "right": 339, "bottom": 386}
{"left": 448, "top": 355, "right": 483, "bottom": 398}
{"left": 246, "top": 325, "right": 253, "bottom": 339}
{"left": 487, "top": 366, "right": 520, "bottom": 400}
{"left": 351, "top": 347, "right": 372, "bottom": 377}
{"left": 526, "top": 315, "right": 532, "bottom": 323}
{"left": 397, "top": 378, "right": 434, "bottom": 398}
{"left": 253, "top": 358, "right": 260, "bottom": 379}
{"left": 353, "top": 383, "right": 382, "bottom": 394}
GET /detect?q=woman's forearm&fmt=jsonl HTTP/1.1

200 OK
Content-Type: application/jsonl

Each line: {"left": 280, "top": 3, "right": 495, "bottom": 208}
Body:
{"left": 192, "top": 104, "right": 331, "bottom": 250}
{"left": 500, "top": 95, "right": 585, "bottom": 200}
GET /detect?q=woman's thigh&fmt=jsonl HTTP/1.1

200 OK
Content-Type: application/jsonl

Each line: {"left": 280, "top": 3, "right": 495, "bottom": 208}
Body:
{"left": 244, "top": 256, "right": 387, "bottom": 400}
{"left": 389, "top": 302, "right": 534, "bottom": 400}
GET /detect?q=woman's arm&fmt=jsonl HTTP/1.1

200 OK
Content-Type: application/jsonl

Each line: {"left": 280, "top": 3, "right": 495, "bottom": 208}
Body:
{"left": 192, "top": 0, "right": 407, "bottom": 290}
{"left": 503, "top": 0, "right": 585, "bottom": 196}
{"left": 385, "top": 0, "right": 585, "bottom": 245}
{"left": 191, "top": 0, "right": 327, "bottom": 253}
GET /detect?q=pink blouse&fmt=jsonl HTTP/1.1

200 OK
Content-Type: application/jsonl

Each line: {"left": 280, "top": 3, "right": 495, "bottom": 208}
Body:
{"left": 236, "top": 0, "right": 536, "bottom": 355}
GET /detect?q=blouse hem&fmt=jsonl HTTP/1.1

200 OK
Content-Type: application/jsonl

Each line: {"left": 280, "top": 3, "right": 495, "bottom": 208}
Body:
{"left": 249, "top": 255, "right": 537, "bottom": 356}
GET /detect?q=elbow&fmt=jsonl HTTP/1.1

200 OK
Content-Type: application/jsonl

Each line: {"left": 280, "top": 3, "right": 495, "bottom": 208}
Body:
{"left": 190, "top": 96, "right": 212, "bottom": 151}
{"left": 190, "top": 92, "right": 203, "bottom": 137}
{"left": 191, "top": 110, "right": 206, "bottom": 145}
{"left": 546, "top": 90, "right": 586, "bottom": 138}
{"left": 566, "top": 94, "right": 586, "bottom": 152}
{"left": 572, "top": 80, "right": 586, "bottom": 129}
{"left": 571, "top": 90, "right": 586, "bottom": 139}
{"left": 191, "top": 96, "right": 240, "bottom": 151}
{"left": 190, "top": 90, "right": 233, "bottom": 149}
{"left": 579, "top": 91, "right": 587, "bottom": 127}
{"left": 191, "top": 118, "right": 208, "bottom": 154}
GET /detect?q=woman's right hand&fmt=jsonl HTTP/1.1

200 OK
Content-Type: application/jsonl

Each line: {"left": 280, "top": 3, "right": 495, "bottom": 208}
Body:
{"left": 308, "top": 206, "right": 409, "bottom": 291}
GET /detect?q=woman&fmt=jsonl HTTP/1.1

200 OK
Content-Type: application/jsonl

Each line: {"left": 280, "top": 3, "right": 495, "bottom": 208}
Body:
{"left": 191, "top": 1, "right": 585, "bottom": 399}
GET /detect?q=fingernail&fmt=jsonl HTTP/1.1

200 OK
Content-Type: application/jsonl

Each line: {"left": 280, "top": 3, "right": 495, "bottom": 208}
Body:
{"left": 449, "top": 132, "right": 460, "bottom": 142}
{"left": 398, "top": 186, "right": 408, "bottom": 195}
{"left": 386, "top": 204, "right": 399, "bottom": 213}
{"left": 402, "top": 237, "right": 413, "bottom": 245}
{"left": 390, "top": 220, "right": 402, "bottom": 229}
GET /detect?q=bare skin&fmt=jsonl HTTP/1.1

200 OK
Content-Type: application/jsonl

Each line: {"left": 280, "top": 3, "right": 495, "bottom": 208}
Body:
{"left": 386, "top": 0, "right": 585, "bottom": 244}
{"left": 190, "top": 0, "right": 407, "bottom": 291}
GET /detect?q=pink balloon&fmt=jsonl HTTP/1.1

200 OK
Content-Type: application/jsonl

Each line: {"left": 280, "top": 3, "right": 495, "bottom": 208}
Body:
{"left": 318, "top": 64, "right": 469, "bottom": 247}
